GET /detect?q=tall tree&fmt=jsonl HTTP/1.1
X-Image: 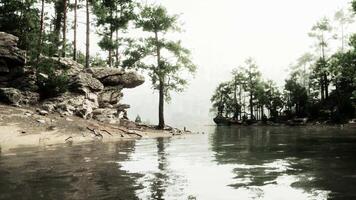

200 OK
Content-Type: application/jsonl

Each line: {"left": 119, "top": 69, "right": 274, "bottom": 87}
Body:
{"left": 241, "top": 58, "right": 261, "bottom": 119}
{"left": 37, "top": 0, "right": 46, "bottom": 59}
{"left": 334, "top": 9, "right": 354, "bottom": 52}
{"left": 62, "top": 0, "right": 68, "bottom": 57}
{"left": 85, "top": 0, "right": 90, "bottom": 68}
{"left": 73, "top": 0, "right": 78, "bottom": 60}
{"left": 135, "top": 5, "right": 196, "bottom": 129}
{"left": 93, "top": 0, "right": 135, "bottom": 67}
{"left": 309, "top": 18, "right": 334, "bottom": 100}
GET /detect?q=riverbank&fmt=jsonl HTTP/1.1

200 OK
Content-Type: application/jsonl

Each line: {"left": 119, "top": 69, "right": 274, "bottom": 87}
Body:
{"left": 0, "top": 104, "right": 189, "bottom": 152}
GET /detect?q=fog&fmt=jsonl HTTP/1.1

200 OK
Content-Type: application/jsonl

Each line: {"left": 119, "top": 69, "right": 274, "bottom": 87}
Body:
{"left": 71, "top": 0, "right": 354, "bottom": 129}
{"left": 120, "top": 0, "right": 355, "bottom": 129}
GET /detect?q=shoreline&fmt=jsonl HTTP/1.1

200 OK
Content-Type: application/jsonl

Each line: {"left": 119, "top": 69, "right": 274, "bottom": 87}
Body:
{"left": 0, "top": 104, "right": 189, "bottom": 153}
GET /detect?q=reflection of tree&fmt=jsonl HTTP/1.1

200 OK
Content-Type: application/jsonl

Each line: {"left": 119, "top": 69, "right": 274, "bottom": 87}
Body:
{"left": 149, "top": 138, "right": 170, "bottom": 200}
{"left": 210, "top": 126, "right": 356, "bottom": 199}
{"left": 0, "top": 141, "right": 143, "bottom": 200}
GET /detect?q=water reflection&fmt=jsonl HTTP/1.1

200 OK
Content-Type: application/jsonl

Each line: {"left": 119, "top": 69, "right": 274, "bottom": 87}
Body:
{"left": 0, "top": 126, "right": 355, "bottom": 199}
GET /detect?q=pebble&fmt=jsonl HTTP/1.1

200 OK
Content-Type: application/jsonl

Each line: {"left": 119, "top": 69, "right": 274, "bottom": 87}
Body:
{"left": 65, "top": 117, "right": 74, "bottom": 122}
{"left": 38, "top": 110, "right": 49, "bottom": 116}
{"left": 37, "top": 119, "right": 46, "bottom": 124}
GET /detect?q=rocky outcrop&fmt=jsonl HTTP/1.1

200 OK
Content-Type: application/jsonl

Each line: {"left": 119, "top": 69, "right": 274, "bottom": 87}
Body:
{"left": 0, "top": 32, "right": 145, "bottom": 124}
{"left": 0, "top": 32, "right": 26, "bottom": 87}
{"left": 86, "top": 68, "right": 145, "bottom": 88}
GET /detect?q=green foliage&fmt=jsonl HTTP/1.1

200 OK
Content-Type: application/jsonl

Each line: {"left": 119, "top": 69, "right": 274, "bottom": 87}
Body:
{"left": 0, "top": 0, "right": 40, "bottom": 60}
{"left": 135, "top": 115, "right": 142, "bottom": 123}
{"left": 36, "top": 59, "right": 69, "bottom": 99}
{"left": 135, "top": 4, "right": 196, "bottom": 101}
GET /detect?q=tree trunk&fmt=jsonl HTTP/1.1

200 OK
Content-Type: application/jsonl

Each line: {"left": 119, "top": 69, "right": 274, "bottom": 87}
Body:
{"left": 115, "top": 30, "right": 119, "bottom": 67}
{"left": 73, "top": 0, "right": 77, "bottom": 61}
{"left": 37, "top": 0, "right": 45, "bottom": 59}
{"left": 324, "top": 74, "right": 328, "bottom": 99}
{"left": 155, "top": 31, "right": 165, "bottom": 129}
{"left": 250, "top": 92, "right": 253, "bottom": 119}
{"left": 85, "top": 0, "right": 90, "bottom": 68}
{"left": 108, "top": 29, "right": 113, "bottom": 67}
{"left": 62, "top": 0, "right": 67, "bottom": 57}
{"left": 320, "top": 79, "right": 325, "bottom": 101}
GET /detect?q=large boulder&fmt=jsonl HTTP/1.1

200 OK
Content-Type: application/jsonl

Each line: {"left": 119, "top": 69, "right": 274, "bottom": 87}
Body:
{"left": 38, "top": 56, "right": 84, "bottom": 77}
{"left": 70, "top": 72, "right": 104, "bottom": 94}
{"left": 0, "top": 32, "right": 26, "bottom": 83}
{"left": 86, "top": 68, "right": 145, "bottom": 88}
{"left": 0, "top": 88, "right": 22, "bottom": 105}
{"left": 98, "top": 86, "right": 123, "bottom": 107}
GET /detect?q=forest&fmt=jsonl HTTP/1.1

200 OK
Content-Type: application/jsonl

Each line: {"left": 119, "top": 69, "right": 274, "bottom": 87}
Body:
{"left": 0, "top": 0, "right": 196, "bottom": 129}
{"left": 211, "top": 2, "right": 356, "bottom": 124}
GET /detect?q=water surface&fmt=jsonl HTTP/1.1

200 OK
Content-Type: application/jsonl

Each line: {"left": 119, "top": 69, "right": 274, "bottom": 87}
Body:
{"left": 0, "top": 126, "right": 355, "bottom": 200}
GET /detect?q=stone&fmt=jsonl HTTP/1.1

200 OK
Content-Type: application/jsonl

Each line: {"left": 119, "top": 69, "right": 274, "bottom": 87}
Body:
{"left": 0, "top": 32, "right": 26, "bottom": 67}
{"left": 37, "top": 56, "right": 84, "bottom": 77}
{"left": 20, "top": 91, "right": 39, "bottom": 105}
{"left": 0, "top": 88, "right": 22, "bottom": 105}
{"left": 37, "top": 119, "right": 46, "bottom": 124}
{"left": 101, "top": 71, "right": 145, "bottom": 88}
{"left": 98, "top": 87, "right": 123, "bottom": 106}
{"left": 76, "top": 99, "right": 95, "bottom": 119}
{"left": 70, "top": 72, "right": 104, "bottom": 93}
{"left": 86, "top": 68, "right": 124, "bottom": 79}
{"left": 86, "top": 68, "right": 144, "bottom": 88}
{"left": 38, "top": 110, "right": 49, "bottom": 116}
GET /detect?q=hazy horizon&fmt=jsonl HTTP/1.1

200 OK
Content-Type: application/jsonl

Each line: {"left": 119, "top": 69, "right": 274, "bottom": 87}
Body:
{"left": 70, "top": 0, "right": 355, "bottom": 129}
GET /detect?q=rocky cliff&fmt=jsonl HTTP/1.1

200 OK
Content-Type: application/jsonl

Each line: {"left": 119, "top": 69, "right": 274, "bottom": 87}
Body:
{"left": 0, "top": 32, "right": 144, "bottom": 124}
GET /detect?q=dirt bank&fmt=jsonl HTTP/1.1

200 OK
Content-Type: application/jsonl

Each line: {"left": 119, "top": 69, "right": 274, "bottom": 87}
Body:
{"left": 0, "top": 104, "right": 187, "bottom": 152}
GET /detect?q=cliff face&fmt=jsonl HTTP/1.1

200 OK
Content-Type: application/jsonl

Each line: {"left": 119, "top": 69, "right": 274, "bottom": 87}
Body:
{"left": 0, "top": 32, "right": 144, "bottom": 124}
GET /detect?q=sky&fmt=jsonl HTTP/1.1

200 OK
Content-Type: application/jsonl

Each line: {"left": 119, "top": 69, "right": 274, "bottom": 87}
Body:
{"left": 73, "top": 0, "right": 355, "bottom": 129}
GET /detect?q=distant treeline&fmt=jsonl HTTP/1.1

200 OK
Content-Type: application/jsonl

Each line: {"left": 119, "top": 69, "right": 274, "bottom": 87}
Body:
{"left": 211, "top": 2, "right": 356, "bottom": 123}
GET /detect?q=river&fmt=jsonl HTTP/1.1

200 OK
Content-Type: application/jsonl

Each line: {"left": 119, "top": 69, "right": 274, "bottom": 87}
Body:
{"left": 0, "top": 126, "right": 355, "bottom": 200}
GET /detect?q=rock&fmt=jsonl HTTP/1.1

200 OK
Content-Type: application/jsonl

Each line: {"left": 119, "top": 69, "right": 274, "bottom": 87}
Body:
{"left": 98, "top": 86, "right": 123, "bottom": 106}
{"left": 0, "top": 88, "right": 22, "bottom": 105}
{"left": 20, "top": 91, "right": 39, "bottom": 105}
{"left": 92, "top": 108, "right": 119, "bottom": 123}
{"left": 76, "top": 99, "right": 95, "bottom": 119}
{"left": 70, "top": 72, "right": 104, "bottom": 93}
{"left": 86, "top": 68, "right": 144, "bottom": 88}
{"left": 37, "top": 56, "right": 84, "bottom": 76}
{"left": 0, "top": 32, "right": 26, "bottom": 70}
{"left": 38, "top": 110, "right": 49, "bottom": 116}
{"left": 86, "top": 68, "right": 124, "bottom": 79}
{"left": 65, "top": 117, "right": 73, "bottom": 122}
{"left": 101, "top": 71, "right": 145, "bottom": 88}
{"left": 37, "top": 119, "right": 46, "bottom": 124}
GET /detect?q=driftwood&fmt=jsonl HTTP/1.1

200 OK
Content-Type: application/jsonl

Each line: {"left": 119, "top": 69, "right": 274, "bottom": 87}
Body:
{"left": 109, "top": 126, "right": 143, "bottom": 138}
{"left": 86, "top": 126, "right": 142, "bottom": 138}
{"left": 86, "top": 127, "right": 103, "bottom": 138}
{"left": 100, "top": 129, "right": 113, "bottom": 136}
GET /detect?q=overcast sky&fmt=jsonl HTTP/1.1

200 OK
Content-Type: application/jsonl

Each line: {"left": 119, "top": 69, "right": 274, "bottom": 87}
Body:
{"left": 73, "top": 0, "right": 355, "bottom": 129}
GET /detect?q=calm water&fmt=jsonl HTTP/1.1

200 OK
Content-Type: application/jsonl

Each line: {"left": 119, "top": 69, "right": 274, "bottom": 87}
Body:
{"left": 0, "top": 126, "right": 356, "bottom": 200}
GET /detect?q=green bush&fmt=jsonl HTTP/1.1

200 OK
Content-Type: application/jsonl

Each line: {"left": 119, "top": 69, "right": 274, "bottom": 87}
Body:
{"left": 36, "top": 59, "right": 69, "bottom": 99}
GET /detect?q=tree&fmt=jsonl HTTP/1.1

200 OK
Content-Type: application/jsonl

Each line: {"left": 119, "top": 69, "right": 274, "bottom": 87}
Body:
{"left": 334, "top": 9, "right": 354, "bottom": 52}
{"left": 241, "top": 58, "right": 261, "bottom": 119}
{"left": 0, "top": 0, "right": 40, "bottom": 59}
{"left": 62, "top": 0, "right": 67, "bottom": 57}
{"left": 210, "top": 82, "right": 233, "bottom": 117}
{"left": 135, "top": 5, "right": 196, "bottom": 129}
{"left": 73, "top": 0, "right": 78, "bottom": 60}
{"left": 309, "top": 18, "right": 334, "bottom": 100}
{"left": 231, "top": 69, "right": 245, "bottom": 119}
{"left": 93, "top": 0, "right": 136, "bottom": 67}
{"left": 85, "top": 0, "right": 90, "bottom": 68}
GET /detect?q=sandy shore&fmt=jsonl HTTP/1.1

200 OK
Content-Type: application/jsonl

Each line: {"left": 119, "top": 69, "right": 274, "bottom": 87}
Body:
{"left": 0, "top": 104, "right": 186, "bottom": 152}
